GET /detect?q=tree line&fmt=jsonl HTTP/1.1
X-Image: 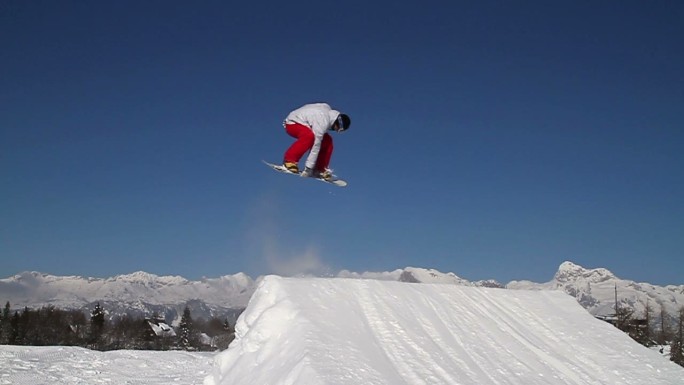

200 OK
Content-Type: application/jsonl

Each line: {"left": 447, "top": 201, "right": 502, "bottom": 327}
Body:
{"left": 610, "top": 301, "right": 684, "bottom": 367}
{"left": 0, "top": 301, "right": 235, "bottom": 351}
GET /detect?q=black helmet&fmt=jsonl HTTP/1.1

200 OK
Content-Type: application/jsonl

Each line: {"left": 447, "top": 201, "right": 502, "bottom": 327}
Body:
{"left": 336, "top": 114, "right": 351, "bottom": 132}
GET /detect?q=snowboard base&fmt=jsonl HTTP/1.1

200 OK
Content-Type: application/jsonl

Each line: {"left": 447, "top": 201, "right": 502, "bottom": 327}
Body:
{"left": 263, "top": 161, "right": 348, "bottom": 187}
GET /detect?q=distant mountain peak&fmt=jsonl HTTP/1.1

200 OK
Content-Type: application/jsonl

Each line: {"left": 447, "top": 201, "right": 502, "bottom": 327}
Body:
{"left": 398, "top": 267, "right": 503, "bottom": 287}
{"left": 554, "top": 261, "right": 617, "bottom": 284}
{"left": 113, "top": 271, "right": 160, "bottom": 281}
{"left": 509, "top": 261, "right": 684, "bottom": 320}
{"left": 109, "top": 271, "right": 189, "bottom": 286}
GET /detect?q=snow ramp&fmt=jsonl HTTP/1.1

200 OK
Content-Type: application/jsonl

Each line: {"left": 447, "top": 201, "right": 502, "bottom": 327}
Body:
{"left": 205, "top": 276, "right": 683, "bottom": 385}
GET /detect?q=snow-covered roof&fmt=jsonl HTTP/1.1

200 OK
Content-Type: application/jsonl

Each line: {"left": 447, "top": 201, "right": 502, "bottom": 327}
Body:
{"left": 146, "top": 319, "right": 176, "bottom": 337}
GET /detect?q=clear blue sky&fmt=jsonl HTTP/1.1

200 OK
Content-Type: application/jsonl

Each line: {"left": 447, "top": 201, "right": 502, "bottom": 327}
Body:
{"left": 2, "top": 1, "right": 682, "bottom": 285}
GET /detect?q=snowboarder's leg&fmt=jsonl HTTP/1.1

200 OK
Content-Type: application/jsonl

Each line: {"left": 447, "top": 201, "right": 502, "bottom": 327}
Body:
{"left": 284, "top": 123, "right": 314, "bottom": 164}
{"left": 315, "top": 133, "right": 334, "bottom": 171}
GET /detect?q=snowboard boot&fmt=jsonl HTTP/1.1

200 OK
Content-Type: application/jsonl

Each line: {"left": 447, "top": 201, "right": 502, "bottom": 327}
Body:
{"left": 316, "top": 169, "right": 333, "bottom": 181}
{"left": 283, "top": 162, "right": 299, "bottom": 174}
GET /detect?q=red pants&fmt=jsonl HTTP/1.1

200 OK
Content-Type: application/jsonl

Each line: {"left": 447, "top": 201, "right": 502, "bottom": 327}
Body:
{"left": 283, "top": 123, "right": 333, "bottom": 171}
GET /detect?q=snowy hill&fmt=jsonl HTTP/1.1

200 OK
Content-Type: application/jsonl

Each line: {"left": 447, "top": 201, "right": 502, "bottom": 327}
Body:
{"left": 508, "top": 261, "right": 684, "bottom": 319}
{"left": 205, "top": 276, "right": 684, "bottom": 385}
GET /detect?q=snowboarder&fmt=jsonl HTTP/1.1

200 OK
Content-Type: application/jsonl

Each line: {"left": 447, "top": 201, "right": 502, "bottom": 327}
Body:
{"left": 281, "top": 103, "right": 351, "bottom": 181}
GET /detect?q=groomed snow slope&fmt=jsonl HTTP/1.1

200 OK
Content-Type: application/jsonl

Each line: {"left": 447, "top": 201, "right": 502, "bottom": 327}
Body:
{"left": 1, "top": 346, "right": 214, "bottom": 384}
{"left": 205, "top": 276, "right": 683, "bottom": 385}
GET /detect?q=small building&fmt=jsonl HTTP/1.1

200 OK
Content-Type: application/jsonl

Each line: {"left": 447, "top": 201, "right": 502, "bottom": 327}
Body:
{"left": 146, "top": 318, "right": 176, "bottom": 338}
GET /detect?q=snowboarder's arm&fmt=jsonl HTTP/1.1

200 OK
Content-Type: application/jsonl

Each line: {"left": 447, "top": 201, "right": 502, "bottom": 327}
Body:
{"left": 304, "top": 133, "right": 324, "bottom": 170}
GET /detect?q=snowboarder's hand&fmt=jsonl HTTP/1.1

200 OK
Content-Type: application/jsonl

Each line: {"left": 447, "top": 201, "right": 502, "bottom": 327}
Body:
{"left": 301, "top": 167, "right": 313, "bottom": 177}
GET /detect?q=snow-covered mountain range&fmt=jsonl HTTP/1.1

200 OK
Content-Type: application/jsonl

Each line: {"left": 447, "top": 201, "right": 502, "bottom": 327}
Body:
{"left": 508, "top": 261, "right": 684, "bottom": 319}
{"left": 1, "top": 262, "right": 682, "bottom": 324}
{"left": 0, "top": 271, "right": 255, "bottom": 325}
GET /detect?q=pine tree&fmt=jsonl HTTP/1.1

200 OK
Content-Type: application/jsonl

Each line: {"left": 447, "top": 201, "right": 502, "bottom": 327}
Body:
{"left": 91, "top": 303, "right": 105, "bottom": 330}
{"left": 18, "top": 307, "right": 30, "bottom": 345}
{"left": 638, "top": 298, "right": 654, "bottom": 346}
{"left": 213, "top": 318, "right": 235, "bottom": 350}
{"left": 178, "top": 306, "right": 195, "bottom": 350}
{"left": 0, "top": 301, "right": 10, "bottom": 344}
{"left": 671, "top": 307, "right": 684, "bottom": 367}
{"left": 89, "top": 303, "right": 106, "bottom": 348}
{"left": 9, "top": 311, "right": 20, "bottom": 344}
{"left": 656, "top": 303, "right": 672, "bottom": 346}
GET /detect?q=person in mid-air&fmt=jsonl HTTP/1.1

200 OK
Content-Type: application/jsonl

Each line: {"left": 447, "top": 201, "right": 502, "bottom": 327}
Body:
{"left": 281, "top": 103, "right": 351, "bottom": 181}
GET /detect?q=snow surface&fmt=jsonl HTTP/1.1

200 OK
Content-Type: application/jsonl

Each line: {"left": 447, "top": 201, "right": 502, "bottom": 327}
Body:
{"left": 3, "top": 275, "right": 683, "bottom": 385}
{"left": 0, "top": 346, "right": 214, "bottom": 385}
{"left": 205, "top": 276, "right": 683, "bottom": 385}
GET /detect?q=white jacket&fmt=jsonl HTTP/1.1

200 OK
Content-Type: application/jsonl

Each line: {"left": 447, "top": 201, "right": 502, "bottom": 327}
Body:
{"left": 284, "top": 103, "right": 340, "bottom": 169}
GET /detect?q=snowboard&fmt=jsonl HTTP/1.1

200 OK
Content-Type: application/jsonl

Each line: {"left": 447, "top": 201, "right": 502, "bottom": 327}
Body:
{"left": 263, "top": 160, "right": 348, "bottom": 187}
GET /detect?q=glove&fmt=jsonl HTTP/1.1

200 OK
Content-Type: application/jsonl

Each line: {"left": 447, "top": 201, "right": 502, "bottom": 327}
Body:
{"left": 301, "top": 167, "right": 313, "bottom": 177}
